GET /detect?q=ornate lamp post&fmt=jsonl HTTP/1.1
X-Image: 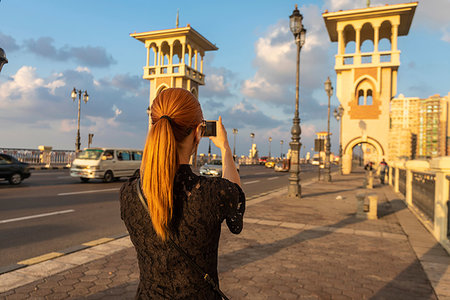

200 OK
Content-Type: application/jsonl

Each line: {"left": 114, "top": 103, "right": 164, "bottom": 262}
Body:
{"left": 71, "top": 88, "right": 89, "bottom": 151}
{"left": 288, "top": 4, "right": 306, "bottom": 198}
{"left": 232, "top": 128, "right": 238, "bottom": 160}
{"left": 324, "top": 77, "right": 334, "bottom": 182}
{"left": 0, "top": 48, "right": 8, "bottom": 73}
{"left": 250, "top": 133, "right": 255, "bottom": 163}
{"left": 333, "top": 105, "right": 344, "bottom": 174}
{"left": 280, "top": 140, "right": 284, "bottom": 158}
{"left": 268, "top": 137, "right": 272, "bottom": 158}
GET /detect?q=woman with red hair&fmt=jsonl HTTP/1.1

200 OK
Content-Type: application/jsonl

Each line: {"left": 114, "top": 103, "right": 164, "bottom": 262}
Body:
{"left": 120, "top": 88, "right": 244, "bottom": 299}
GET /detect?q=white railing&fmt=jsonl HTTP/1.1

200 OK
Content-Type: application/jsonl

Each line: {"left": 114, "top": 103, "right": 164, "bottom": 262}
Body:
{"left": 389, "top": 158, "right": 450, "bottom": 253}
{"left": 0, "top": 148, "right": 76, "bottom": 166}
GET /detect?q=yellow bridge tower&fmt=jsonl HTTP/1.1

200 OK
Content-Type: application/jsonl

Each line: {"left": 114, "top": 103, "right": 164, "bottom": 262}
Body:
{"left": 131, "top": 24, "right": 217, "bottom": 127}
{"left": 323, "top": 2, "right": 417, "bottom": 174}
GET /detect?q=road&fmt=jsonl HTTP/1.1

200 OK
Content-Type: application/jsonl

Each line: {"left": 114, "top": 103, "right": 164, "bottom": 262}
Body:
{"left": 0, "top": 164, "right": 329, "bottom": 268}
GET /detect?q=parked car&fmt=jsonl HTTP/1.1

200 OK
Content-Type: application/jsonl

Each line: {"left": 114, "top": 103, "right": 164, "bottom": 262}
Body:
{"left": 70, "top": 148, "right": 142, "bottom": 183}
{"left": 274, "top": 162, "right": 289, "bottom": 172}
{"left": 0, "top": 153, "right": 31, "bottom": 185}
{"left": 265, "top": 161, "right": 276, "bottom": 168}
{"left": 199, "top": 159, "right": 240, "bottom": 177}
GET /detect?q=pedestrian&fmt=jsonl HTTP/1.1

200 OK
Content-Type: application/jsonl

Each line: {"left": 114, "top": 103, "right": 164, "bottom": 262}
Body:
{"left": 379, "top": 159, "right": 389, "bottom": 184}
{"left": 120, "top": 88, "right": 245, "bottom": 299}
{"left": 364, "top": 161, "right": 373, "bottom": 171}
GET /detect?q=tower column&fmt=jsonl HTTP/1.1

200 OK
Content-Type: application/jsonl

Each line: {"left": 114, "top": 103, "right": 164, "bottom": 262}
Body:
{"left": 200, "top": 53, "right": 204, "bottom": 73}
{"left": 355, "top": 26, "right": 361, "bottom": 64}
{"left": 146, "top": 46, "right": 150, "bottom": 67}
{"left": 337, "top": 29, "right": 344, "bottom": 55}
{"left": 153, "top": 47, "right": 157, "bottom": 66}
{"left": 181, "top": 42, "right": 185, "bottom": 64}
{"left": 188, "top": 45, "right": 192, "bottom": 67}
{"left": 194, "top": 49, "right": 198, "bottom": 70}
{"left": 169, "top": 43, "right": 173, "bottom": 65}
{"left": 392, "top": 24, "right": 399, "bottom": 51}
{"left": 373, "top": 25, "right": 380, "bottom": 63}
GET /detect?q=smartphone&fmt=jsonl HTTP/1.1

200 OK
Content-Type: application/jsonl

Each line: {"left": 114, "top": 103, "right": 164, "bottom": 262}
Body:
{"left": 203, "top": 120, "right": 217, "bottom": 137}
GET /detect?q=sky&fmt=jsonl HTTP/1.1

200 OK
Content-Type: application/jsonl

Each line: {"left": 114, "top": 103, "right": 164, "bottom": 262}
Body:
{"left": 0, "top": 0, "right": 449, "bottom": 157}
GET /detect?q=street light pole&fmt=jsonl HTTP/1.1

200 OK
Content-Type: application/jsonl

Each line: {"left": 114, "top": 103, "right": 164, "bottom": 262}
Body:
{"left": 232, "top": 128, "right": 238, "bottom": 160}
{"left": 280, "top": 140, "right": 284, "bottom": 159}
{"left": 324, "top": 77, "right": 333, "bottom": 182}
{"left": 0, "top": 48, "right": 8, "bottom": 73}
{"left": 288, "top": 5, "right": 306, "bottom": 198}
{"left": 250, "top": 133, "right": 255, "bottom": 164}
{"left": 268, "top": 137, "right": 272, "bottom": 158}
{"left": 71, "top": 88, "right": 89, "bottom": 152}
{"left": 333, "top": 105, "right": 344, "bottom": 175}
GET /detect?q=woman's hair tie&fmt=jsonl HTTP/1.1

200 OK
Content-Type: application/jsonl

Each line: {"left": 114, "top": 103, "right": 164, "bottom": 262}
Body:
{"left": 160, "top": 115, "right": 172, "bottom": 123}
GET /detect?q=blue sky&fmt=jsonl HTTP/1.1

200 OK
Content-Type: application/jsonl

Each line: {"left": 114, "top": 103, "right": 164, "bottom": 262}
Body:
{"left": 0, "top": 0, "right": 449, "bottom": 157}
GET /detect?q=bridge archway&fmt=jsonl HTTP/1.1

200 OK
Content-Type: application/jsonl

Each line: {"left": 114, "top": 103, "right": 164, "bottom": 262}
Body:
{"left": 342, "top": 136, "right": 385, "bottom": 174}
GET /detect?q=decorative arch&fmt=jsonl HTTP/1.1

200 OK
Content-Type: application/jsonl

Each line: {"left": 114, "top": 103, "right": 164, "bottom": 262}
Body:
{"left": 360, "top": 22, "right": 375, "bottom": 51}
{"left": 344, "top": 136, "right": 385, "bottom": 158}
{"left": 343, "top": 24, "right": 356, "bottom": 54}
{"left": 348, "top": 75, "right": 381, "bottom": 119}
{"left": 190, "top": 87, "right": 198, "bottom": 98}
{"left": 156, "top": 84, "right": 169, "bottom": 96}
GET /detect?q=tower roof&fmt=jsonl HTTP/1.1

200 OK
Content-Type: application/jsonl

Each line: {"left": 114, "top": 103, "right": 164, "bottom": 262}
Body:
{"left": 130, "top": 25, "right": 218, "bottom": 51}
{"left": 323, "top": 2, "right": 418, "bottom": 41}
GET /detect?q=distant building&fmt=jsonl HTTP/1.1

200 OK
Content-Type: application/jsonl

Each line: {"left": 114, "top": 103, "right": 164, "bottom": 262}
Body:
{"left": 389, "top": 93, "right": 450, "bottom": 160}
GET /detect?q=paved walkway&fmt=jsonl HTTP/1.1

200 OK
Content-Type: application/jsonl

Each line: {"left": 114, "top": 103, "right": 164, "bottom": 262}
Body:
{"left": 1, "top": 169, "right": 449, "bottom": 299}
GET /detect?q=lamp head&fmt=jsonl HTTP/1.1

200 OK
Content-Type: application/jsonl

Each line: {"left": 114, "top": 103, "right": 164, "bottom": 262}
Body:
{"left": 83, "top": 90, "right": 89, "bottom": 103}
{"left": 0, "top": 48, "right": 8, "bottom": 72}
{"left": 289, "top": 4, "right": 303, "bottom": 36}
{"left": 71, "top": 88, "right": 77, "bottom": 101}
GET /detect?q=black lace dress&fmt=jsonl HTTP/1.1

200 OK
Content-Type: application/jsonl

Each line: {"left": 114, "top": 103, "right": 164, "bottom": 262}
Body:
{"left": 120, "top": 164, "right": 245, "bottom": 299}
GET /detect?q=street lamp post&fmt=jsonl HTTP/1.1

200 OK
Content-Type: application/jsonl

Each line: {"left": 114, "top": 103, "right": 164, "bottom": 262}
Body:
{"left": 250, "top": 133, "right": 255, "bottom": 163}
{"left": 232, "top": 128, "right": 238, "bottom": 160}
{"left": 333, "top": 105, "right": 344, "bottom": 175}
{"left": 71, "top": 88, "right": 89, "bottom": 152}
{"left": 0, "top": 48, "right": 8, "bottom": 73}
{"left": 280, "top": 140, "right": 284, "bottom": 159}
{"left": 288, "top": 4, "right": 306, "bottom": 198}
{"left": 268, "top": 137, "right": 272, "bottom": 158}
{"left": 324, "top": 77, "right": 333, "bottom": 182}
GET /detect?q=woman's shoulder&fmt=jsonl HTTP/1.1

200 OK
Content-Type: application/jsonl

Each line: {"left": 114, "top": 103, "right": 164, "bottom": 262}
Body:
{"left": 120, "top": 176, "right": 138, "bottom": 199}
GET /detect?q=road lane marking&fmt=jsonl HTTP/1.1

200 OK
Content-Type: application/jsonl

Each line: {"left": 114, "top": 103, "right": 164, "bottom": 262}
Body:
{"left": 31, "top": 172, "right": 66, "bottom": 176}
{"left": 254, "top": 172, "right": 266, "bottom": 175}
{"left": 58, "top": 188, "right": 120, "bottom": 196}
{"left": 267, "top": 177, "right": 279, "bottom": 180}
{"left": 243, "top": 180, "right": 260, "bottom": 185}
{"left": 0, "top": 209, "right": 75, "bottom": 224}
{"left": 57, "top": 176, "right": 72, "bottom": 179}
{"left": 18, "top": 252, "right": 64, "bottom": 265}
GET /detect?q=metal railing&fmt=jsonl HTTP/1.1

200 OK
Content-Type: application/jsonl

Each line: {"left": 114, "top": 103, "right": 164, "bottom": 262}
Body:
{"left": 0, "top": 148, "right": 76, "bottom": 166}
{"left": 412, "top": 171, "right": 436, "bottom": 221}
{"left": 399, "top": 169, "right": 406, "bottom": 196}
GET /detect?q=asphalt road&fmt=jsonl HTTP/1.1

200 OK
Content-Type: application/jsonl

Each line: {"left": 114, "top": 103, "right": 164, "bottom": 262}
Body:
{"left": 0, "top": 164, "right": 328, "bottom": 268}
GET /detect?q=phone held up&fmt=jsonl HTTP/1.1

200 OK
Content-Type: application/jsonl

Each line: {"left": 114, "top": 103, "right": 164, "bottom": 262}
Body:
{"left": 202, "top": 120, "right": 217, "bottom": 137}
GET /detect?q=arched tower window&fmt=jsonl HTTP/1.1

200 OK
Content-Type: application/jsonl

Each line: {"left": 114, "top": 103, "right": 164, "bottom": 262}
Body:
{"left": 356, "top": 79, "right": 375, "bottom": 106}
{"left": 172, "top": 40, "right": 182, "bottom": 65}
{"left": 343, "top": 25, "right": 356, "bottom": 54}
{"left": 360, "top": 23, "right": 374, "bottom": 52}
{"left": 358, "top": 90, "right": 365, "bottom": 106}
{"left": 367, "top": 90, "right": 373, "bottom": 105}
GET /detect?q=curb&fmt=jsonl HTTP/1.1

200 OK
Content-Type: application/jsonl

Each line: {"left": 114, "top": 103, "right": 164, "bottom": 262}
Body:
{"left": 0, "top": 233, "right": 129, "bottom": 275}
{"left": 29, "top": 166, "right": 70, "bottom": 170}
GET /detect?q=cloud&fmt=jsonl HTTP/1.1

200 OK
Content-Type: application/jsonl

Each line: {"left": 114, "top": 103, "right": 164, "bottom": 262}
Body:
{"left": 0, "top": 66, "right": 148, "bottom": 149}
{"left": 24, "top": 37, "right": 116, "bottom": 67}
{"left": 241, "top": 4, "right": 332, "bottom": 121}
{"left": 0, "top": 32, "right": 20, "bottom": 52}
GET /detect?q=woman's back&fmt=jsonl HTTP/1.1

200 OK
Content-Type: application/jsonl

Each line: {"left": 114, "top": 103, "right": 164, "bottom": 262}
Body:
{"left": 120, "top": 164, "right": 245, "bottom": 299}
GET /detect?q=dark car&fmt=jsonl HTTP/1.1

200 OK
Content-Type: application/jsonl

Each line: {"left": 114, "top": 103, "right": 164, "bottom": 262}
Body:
{"left": 0, "top": 153, "right": 31, "bottom": 185}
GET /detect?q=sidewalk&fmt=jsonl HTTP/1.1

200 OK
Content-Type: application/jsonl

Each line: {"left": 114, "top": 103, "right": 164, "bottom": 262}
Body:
{"left": 1, "top": 169, "right": 449, "bottom": 299}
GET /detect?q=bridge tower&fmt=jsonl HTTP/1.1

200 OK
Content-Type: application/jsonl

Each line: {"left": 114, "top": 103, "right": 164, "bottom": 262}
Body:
{"left": 323, "top": 2, "right": 417, "bottom": 174}
{"left": 131, "top": 24, "right": 217, "bottom": 127}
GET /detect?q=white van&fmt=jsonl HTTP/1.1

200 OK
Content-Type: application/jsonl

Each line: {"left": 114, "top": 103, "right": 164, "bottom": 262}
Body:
{"left": 70, "top": 148, "right": 142, "bottom": 183}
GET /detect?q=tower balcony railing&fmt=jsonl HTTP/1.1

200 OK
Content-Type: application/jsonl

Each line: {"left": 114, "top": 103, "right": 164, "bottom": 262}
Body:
{"left": 143, "top": 63, "right": 205, "bottom": 85}
{"left": 335, "top": 50, "right": 400, "bottom": 69}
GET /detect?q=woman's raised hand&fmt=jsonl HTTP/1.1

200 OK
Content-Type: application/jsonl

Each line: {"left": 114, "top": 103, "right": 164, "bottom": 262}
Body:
{"left": 209, "top": 116, "right": 230, "bottom": 151}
